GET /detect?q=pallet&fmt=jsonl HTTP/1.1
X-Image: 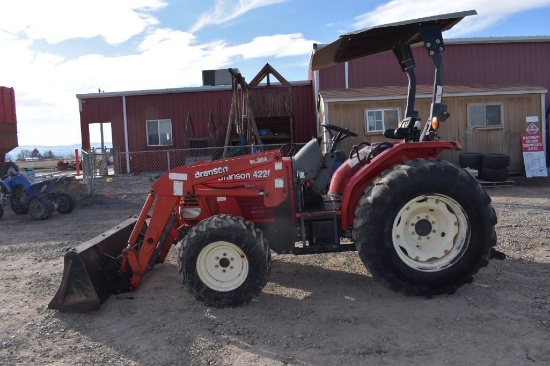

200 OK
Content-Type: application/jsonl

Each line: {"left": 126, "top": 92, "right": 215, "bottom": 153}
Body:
{"left": 478, "top": 179, "right": 515, "bottom": 188}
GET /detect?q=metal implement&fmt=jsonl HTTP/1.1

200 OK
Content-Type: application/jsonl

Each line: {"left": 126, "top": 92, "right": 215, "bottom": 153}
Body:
{"left": 48, "top": 217, "right": 139, "bottom": 312}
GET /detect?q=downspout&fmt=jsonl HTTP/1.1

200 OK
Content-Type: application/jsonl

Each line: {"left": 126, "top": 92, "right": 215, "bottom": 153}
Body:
{"left": 543, "top": 94, "right": 548, "bottom": 165}
{"left": 122, "top": 95, "right": 131, "bottom": 174}
{"left": 323, "top": 100, "right": 330, "bottom": 153}
{"left": 314, "top": 69, "right": 320, "bottom": 137}
{"left": 345, "top": 62, "right": 349, "bottom": 89}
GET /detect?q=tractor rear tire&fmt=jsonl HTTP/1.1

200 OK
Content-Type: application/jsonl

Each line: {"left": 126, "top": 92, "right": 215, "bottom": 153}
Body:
{"left": 353, "top": 159, "right": 497, "bottom": 297}
{"left": 54, "top": 193, "right": 76, "bottom": 214}
{"left": 28, "top": 196, "right": 54, "bottom": 221}
{"left": 0, "top": 204, "right": 4, "bottom": 220}
{"left": 179, "top": 214, "right": 270, "bottom": 307}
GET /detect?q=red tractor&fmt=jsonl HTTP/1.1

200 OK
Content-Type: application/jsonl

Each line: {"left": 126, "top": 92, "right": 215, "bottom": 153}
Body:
{"left": 50, "top": 10, "right": 497, "bottom": 312}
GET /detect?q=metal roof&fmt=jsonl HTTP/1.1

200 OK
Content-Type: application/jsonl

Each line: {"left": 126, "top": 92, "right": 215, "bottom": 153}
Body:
{"left": 447, "top": 36, "right": 550, "bottom": 44}
{"left": 76, "top": 80, "right": 311, "bottom": 100}
{"left": 319, "top": 83, "right": 548, "bottom": 102}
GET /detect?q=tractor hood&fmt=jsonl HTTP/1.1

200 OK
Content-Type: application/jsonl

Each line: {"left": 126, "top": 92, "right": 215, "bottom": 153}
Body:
{"left": 311, "top": 10, "right": 476, "bottom": 71}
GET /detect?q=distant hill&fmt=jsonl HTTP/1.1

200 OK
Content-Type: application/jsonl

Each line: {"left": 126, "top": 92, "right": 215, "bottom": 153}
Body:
{"left": 6, "top": 143, "right": 112, "bottom": 160}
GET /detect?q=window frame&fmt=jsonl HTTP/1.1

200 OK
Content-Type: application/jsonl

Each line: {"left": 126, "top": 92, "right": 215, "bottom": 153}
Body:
{"left": 364, "top": 107, "right": 401, "bottom": 134}
{"left": 146, "top": 119, "right": 173, "bottom": 147}
{"left": 467, "top": 103, "right": 504, "bottom": 129}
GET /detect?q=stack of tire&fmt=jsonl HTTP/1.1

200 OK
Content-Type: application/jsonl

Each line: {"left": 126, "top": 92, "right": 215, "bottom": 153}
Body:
{"left": 459, "top": 152, "right": 510, "bottom": 182}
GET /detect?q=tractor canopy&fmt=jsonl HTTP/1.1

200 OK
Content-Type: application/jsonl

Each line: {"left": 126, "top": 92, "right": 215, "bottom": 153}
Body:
{"left": 311, "top": 10, "right": 476, "bottom": 71}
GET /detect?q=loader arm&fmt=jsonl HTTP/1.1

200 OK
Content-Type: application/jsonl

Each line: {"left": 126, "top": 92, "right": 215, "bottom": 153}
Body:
{"left": 122, "top": 150, "right": 291, "bottom": 290}
{"left": 49, "top": 149, "right": 292, "bottom": 312}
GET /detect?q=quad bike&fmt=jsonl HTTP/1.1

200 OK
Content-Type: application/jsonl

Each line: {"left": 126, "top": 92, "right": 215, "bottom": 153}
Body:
{"left": 49, "top": 10, "right": 497, "bottom": 312}
{"left": 0, "top": 172, "right": 76, "bottom": 220}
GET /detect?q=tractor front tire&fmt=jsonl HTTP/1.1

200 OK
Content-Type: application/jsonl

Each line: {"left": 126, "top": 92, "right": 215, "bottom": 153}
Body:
{"left": 353, "top": 159, "right": 497, "bottom": 297}
{"left": 179, "top": 214, "right": 270, "bottom": 307}
{"left": 28, "top": 196, "right": 54, "bottom": 221}
{"left": 54, "top": 193, "right": 76, "bottom": 214}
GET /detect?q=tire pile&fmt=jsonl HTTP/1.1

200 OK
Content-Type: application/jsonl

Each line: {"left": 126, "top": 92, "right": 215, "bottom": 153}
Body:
{"left": 458, "top": 153, "right": 510, "bottom": 182}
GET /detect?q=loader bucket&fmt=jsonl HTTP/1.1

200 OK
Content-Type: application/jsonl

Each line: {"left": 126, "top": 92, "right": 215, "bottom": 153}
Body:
{"left": 48, "top": 216, "right": 139, "bottom": 312}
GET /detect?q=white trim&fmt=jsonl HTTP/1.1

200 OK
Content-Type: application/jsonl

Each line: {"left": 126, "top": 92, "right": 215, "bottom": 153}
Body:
{"left": 122, "top": 96, "right": 130, "bottom": 174}
{"left": 467, "top": 103, "right": 504, "bottom": 128}
{"left": 146, "top": 119, "right": 173, "bottom": 147}
{"left": 365, "top": 107, "right": 401, "bottom": 133}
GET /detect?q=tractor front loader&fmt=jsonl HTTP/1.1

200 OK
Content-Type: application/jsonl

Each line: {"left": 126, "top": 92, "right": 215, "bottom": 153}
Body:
{"left": 50, "top": 10, "right": 497, "bottom": 312}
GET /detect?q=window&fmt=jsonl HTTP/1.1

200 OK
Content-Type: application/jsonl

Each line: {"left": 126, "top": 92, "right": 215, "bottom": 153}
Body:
{"left": 146, "top": 119, "right": 173, "bottom": 146}
{"left": 365, "top": 108, "right": 400, "bottom": 133}
{"left": 468, "top": 104, "right": 503, "bottom": 128}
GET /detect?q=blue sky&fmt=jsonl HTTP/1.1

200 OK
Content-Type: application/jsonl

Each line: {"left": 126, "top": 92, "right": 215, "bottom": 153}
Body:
{"left": 1, "top": 0, "right": 549, "bottom": 147}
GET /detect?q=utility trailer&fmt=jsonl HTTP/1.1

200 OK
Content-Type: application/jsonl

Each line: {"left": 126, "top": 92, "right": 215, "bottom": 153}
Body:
{"left": 50, "top": 10, "right": 497, "bottom": 312}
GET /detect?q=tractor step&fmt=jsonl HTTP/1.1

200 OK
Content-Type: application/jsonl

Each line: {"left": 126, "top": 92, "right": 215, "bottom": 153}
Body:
{"left": 296, "top": 211, "right": 355, "bottom": 254}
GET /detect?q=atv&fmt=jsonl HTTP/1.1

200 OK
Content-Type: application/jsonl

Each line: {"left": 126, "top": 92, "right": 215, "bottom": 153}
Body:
{"left": 0, "top": 172, "right": 76, "bottom": 220}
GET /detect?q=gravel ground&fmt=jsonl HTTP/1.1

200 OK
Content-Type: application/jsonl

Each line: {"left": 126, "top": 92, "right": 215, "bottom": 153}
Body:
{"left": 0, "top": 173, "right": 549, "bottom": 365}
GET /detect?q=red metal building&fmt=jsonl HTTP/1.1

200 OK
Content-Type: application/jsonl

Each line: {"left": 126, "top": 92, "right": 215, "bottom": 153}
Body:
{"left": 312, "top": 37, "right": 550, "bottom": 106}
{"left": 77, "top": 80, "right": 316, "bottom": 154}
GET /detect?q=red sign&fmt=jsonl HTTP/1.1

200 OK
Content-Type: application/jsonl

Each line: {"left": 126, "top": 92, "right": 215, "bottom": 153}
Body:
{"left": 521, "top": 133, "right": 544, "bottom": 152}
{"left": 526, "top": 123, "right": 539, "bottom": 134}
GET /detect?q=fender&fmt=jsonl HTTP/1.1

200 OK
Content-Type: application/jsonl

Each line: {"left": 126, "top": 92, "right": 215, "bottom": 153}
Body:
{"left": 337, "top": 140, "right": 461, "bottom": 230}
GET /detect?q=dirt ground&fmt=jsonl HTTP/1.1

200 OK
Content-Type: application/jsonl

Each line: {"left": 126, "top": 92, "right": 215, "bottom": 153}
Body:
{"left": 1, "top": 171, "right": 549, "bottom": 365}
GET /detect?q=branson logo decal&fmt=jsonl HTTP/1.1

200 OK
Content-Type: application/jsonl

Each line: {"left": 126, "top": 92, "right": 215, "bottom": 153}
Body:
{"left": 195, "top": 166, "right": 229, "bottom": 179}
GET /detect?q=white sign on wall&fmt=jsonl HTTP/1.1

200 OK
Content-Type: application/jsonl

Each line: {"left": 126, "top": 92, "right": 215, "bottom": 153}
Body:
{"left": 521, "top": 133, "right": 548, "bottom": 178}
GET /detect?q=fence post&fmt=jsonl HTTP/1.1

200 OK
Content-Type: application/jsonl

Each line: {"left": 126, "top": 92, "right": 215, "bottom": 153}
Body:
{"left": 75, "top": 149, "right": 81, "bottom": 176}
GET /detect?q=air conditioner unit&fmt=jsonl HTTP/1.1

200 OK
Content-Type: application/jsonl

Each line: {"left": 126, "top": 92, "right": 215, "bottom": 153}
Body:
{"left": 202, "top": 69, "right": 237, "bottom": 86}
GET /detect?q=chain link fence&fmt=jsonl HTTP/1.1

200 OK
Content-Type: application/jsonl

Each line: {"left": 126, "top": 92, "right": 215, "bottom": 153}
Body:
{"left": 81, "top": 144, "right": 302, "bottom": 197}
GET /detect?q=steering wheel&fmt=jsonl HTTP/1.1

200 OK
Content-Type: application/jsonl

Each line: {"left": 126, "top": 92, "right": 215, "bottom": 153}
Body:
{"left": 322, "top": 123, "right": 358, "bottom": 137}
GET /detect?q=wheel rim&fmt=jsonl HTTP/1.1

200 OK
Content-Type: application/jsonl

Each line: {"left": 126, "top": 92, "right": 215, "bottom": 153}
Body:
{"left": 196, "top": 241, "right": 248, "bottom": 292}
{"left": 30, "top": 200, "right": 44, "bottom": 217}
{"left": 392, "top": 194, "right": 469, "bottom": 272}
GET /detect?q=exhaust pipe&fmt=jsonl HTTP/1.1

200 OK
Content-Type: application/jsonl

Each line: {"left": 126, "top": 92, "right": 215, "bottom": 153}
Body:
{"left": 49, "top": 217, "right": 140, "bottom": 312}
